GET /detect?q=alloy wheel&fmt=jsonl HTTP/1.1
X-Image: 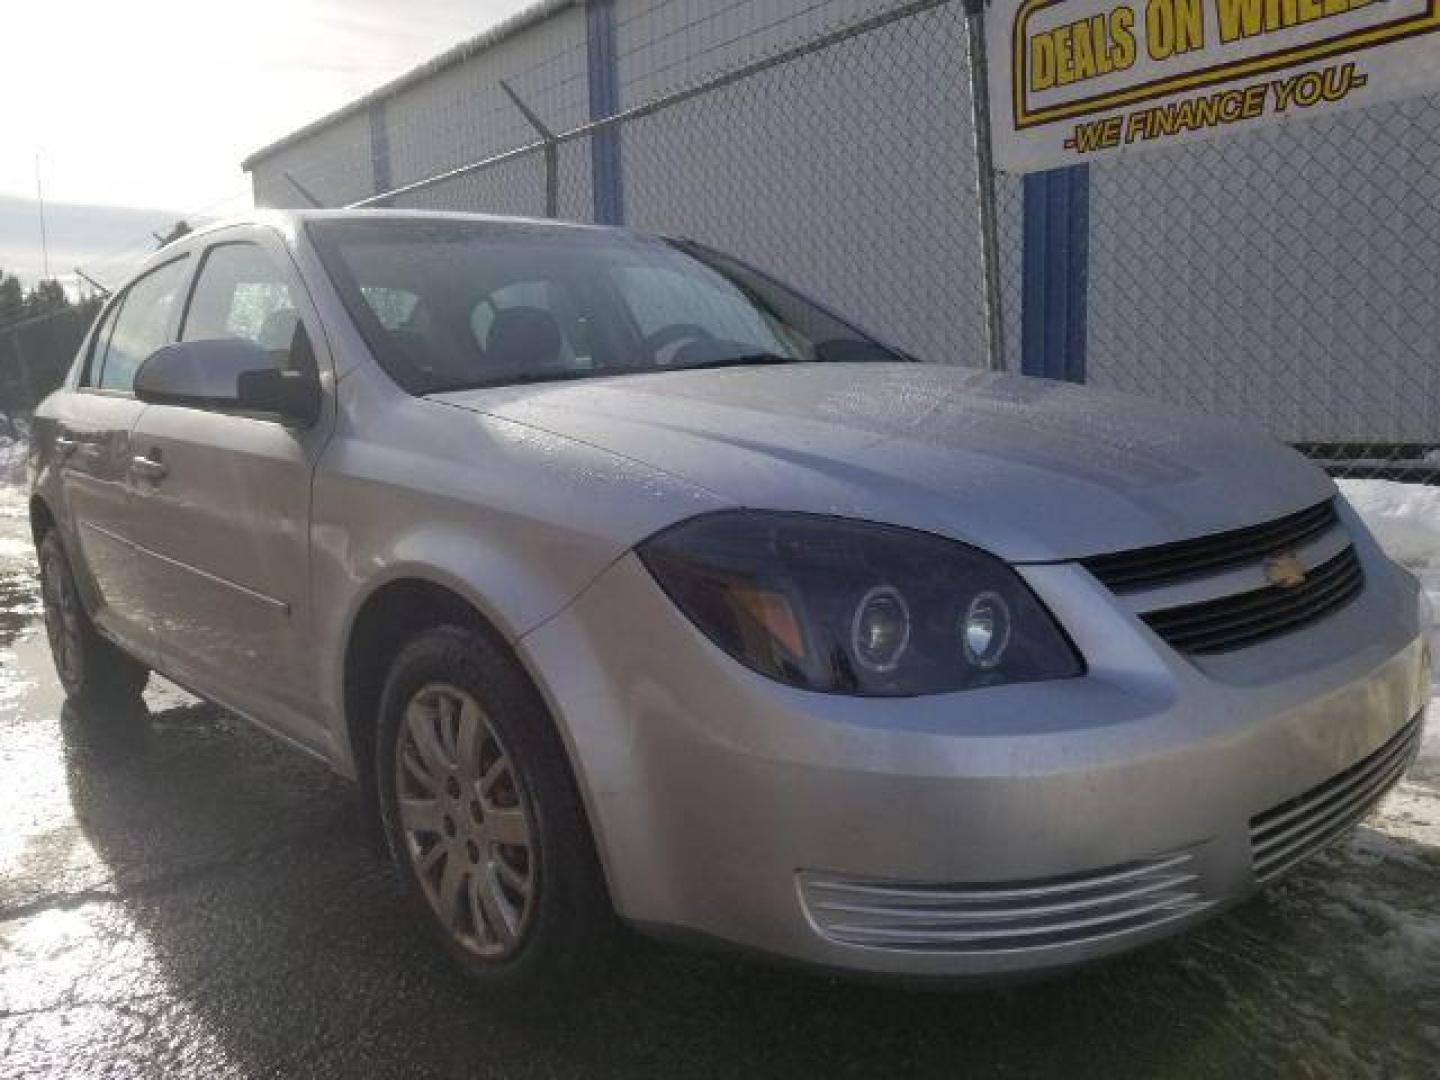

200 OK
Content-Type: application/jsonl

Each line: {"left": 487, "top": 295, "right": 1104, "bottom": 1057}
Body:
{"left": 395, "top": 682, "right": 537, "bottom": 959}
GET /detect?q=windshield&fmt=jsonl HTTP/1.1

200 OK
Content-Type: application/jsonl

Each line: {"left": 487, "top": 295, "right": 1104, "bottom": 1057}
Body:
{"left": 307, "top": 218, "right": 909, "bottom": 394}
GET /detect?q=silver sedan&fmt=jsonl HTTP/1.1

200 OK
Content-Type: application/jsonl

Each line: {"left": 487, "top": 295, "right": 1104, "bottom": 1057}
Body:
{"left": 27, "top": 211, "right": 1430, "bottom": 986}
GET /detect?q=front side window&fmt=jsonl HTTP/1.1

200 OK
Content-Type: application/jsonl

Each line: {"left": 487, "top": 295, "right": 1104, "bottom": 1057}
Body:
{"left": 96, "top": 257, "right": 191, "bottom": 391}
{"left": 309, "top": 219, "right": 907, "bottom": 394}
{"left": 182, "top": 243, "right": 301, "bottom": 369}
{"left": 83, "top": 299, "right": 123, "bottom": 386}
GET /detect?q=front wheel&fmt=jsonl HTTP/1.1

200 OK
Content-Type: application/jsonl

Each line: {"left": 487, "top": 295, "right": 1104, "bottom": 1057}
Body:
{"left": 375, "top": 624, "right": 612, "bottom": 988}
{"left": 37, "top": 530, "right": 148, "bottom": 702}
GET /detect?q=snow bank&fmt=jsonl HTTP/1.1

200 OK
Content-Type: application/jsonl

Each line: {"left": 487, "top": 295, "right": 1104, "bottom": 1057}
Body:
{"left": 0, "top": 425, "right": 31, "bottom": 564}
{"left": 1339, "top": 479, "right": 1440, "bottom": 581}
{"left": 0, "top": 420, "right": 27, "bottom": 495}
{"left": 1338, "top": 479, "right": 1440, "bottom": 777}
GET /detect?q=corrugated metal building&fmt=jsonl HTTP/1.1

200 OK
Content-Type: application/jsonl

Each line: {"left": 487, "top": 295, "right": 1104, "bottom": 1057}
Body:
{"left": 243, "top": 0, "right": 1438, "bottom": 451}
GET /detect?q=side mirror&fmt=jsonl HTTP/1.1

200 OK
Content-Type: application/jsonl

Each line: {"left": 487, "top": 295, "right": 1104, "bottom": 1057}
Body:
{"left": 135, "top": 340, "right": 320, "bottom": 426}
{"left": 236, "top": 368, "right": 321, "bottom": 427}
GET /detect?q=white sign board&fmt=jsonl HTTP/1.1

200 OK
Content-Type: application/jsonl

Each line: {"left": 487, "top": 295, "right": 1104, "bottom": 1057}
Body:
{"left": 987, "top": 0, "right": 1440, "bottom": 173}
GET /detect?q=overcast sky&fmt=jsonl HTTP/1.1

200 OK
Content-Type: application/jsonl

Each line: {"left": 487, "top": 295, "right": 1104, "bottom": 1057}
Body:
{"left": 0, "top": 0, "right": 533, "bottom": 291}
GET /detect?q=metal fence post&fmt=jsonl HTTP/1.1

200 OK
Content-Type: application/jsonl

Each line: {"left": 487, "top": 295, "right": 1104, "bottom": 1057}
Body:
{"left": 369, "top": 99, "right": 393, "bottom": 205}
{"left": 963, "top": 0, "right": 1006, "bottom": 373}
{"left": 284, "top": 172, "right": 326, "bottom": 209}
{"left": 500, "top": 81, "right": 559, "bottom": 218}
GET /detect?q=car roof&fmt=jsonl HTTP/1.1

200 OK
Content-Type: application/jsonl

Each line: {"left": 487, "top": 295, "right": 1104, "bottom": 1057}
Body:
{"left": 209, "top": 208, "right": 626, "bottom": 237}
{"left": 121, "top": 209, "right": 635, "bottom": 288}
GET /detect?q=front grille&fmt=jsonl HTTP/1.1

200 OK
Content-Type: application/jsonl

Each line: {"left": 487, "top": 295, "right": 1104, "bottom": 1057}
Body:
{"left": 1140, "top": 545, "right": 1363, "bottom": 654}
{"left": 1250, "top": 714, "right": 1422, "bottom": 883}
{"left": 1083, "top": 500, "right": 1338, "bottom": 593}
{"left": 798, "top": 850, "right": 1209, "bottom": 953}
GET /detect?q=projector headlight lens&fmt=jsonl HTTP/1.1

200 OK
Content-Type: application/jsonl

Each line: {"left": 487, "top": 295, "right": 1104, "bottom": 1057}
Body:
{"left": 962, "top": 591, "right": 1012, "bottom": 670}
{"left": 850, "top": 586, "right": 911, "bottom": 673}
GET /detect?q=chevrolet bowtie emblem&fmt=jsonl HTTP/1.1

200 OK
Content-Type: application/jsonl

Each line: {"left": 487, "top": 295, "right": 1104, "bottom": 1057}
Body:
{"left": 1264, "top": 551, "right": 1308, "bottom": 589}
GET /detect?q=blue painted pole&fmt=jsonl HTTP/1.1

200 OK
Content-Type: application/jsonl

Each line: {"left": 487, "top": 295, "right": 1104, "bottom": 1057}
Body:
{"left": 586, "top": 0, "right": 624, "bottom": 226}
{"left": 1021, "top": 165, "right": 1090, "bottom": 382}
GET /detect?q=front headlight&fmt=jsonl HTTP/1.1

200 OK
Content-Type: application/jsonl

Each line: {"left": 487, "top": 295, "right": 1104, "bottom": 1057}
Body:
{"left": 638, "top": 512, "right": 1083, "bottom": 696}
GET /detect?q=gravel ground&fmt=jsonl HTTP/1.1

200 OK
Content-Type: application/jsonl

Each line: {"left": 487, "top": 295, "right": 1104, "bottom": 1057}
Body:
{"left": 1, "top": 461, "right": 1437, "bottom": 1079}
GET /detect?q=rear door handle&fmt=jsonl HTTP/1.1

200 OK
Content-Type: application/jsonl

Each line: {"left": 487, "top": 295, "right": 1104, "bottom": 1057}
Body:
{"left": 130, "top": 452, "right": 168, "bottom": 482}
{"left": 54, "top": 434, "right": 78, "bottom": 453}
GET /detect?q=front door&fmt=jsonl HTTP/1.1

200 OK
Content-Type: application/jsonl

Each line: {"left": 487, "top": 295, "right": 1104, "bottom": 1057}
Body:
{"left": 123, "top": 234, "right": 333, "bottom": 745}
{"left": 57, "top": 255, "right": 192, "bottom": 662}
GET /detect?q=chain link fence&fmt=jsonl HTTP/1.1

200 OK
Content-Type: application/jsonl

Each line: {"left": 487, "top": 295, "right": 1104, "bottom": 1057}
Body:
{"left": 260, "top": 0, "right": 1437, "bottom": 484}
{"left": 1088, "top": 88, "right": 1440, "bottom": 485}
{"left": 1, "top": 0, "right": 1434, "bottom": 486}
{"left": 361, "top": 0, "right": 1011, "bottom": 369}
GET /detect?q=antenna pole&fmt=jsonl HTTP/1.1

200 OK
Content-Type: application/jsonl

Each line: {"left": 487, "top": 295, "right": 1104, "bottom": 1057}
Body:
{"left": 35, "top": 154, "right": 51, "bottom": 280}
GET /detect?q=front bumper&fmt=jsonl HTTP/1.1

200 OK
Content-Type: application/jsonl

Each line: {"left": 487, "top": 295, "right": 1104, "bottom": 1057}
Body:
{"left": 520, "top": 529, "right": 1430, "bottom": 980}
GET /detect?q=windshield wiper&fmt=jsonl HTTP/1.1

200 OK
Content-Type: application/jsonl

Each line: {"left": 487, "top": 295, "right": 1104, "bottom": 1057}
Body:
{"left": 425, "top": 354, "right": 807, "bottom": 394}
{"left": 666, "top": 352, "right": 803, "bottom": 373}
{"left": 425, "top": 368, "right": 613, "bottom": 393}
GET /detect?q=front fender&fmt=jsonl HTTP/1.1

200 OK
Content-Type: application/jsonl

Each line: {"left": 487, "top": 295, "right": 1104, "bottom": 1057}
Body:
{"left": 306, "top": 396, "right": 731, "bottom": 771}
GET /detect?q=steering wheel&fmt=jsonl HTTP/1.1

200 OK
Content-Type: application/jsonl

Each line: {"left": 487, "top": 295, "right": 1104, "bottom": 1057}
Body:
{"left": 644, "top": 323, "right": 716, "bottom": 364}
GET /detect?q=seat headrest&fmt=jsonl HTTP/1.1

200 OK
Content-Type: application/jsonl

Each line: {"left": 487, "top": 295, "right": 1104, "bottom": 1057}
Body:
{"left": 485, "top": 306, "right": 563, "bottom": 371}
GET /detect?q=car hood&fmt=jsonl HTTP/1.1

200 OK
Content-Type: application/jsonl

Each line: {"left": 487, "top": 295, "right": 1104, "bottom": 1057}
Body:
{"left": 430, "top": 363, "right": 1334, "bottom": 562}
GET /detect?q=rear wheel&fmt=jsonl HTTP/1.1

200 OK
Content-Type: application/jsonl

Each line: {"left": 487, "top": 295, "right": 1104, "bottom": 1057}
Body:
{"left": 375, "top": 624, "right": 612, "bottom": 988}
{"left": 37, "top": 530, "right": 148, "bottom": 702}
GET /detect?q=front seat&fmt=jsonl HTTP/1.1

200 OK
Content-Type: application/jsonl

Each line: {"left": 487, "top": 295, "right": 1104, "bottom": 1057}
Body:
{"left": 484, "top": 306, "right": 564, "bottom": 375}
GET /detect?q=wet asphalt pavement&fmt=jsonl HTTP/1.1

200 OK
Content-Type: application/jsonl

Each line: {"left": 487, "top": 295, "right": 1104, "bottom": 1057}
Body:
{"left": 1, "top": 486, "right": 1438, "bottom": 1079}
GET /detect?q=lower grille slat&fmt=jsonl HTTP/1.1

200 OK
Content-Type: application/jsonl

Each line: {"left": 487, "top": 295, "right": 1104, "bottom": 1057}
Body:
{"left": 1254, "top": 755, "right": 1412, "bottom": 875}
{"left": 1250, "top": 715, "right": 1422, "bottom": 883}
{"left": 812, "top": 872, "right": 1200, "bottom": 926}
{"left": 824, "top": 893, "right": 1201, "bottom": 947}
{"left": 799, "top": 851, "right": 1210, "bottom": 954}
{"left": 1252, "top": 724, "right": 1420, "bottom": 845}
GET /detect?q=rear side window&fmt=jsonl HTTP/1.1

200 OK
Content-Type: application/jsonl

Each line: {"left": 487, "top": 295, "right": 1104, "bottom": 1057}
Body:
{"left": 96, "top": 258, "right": 191, "bottom": 391}
{"left": 182, "top": 243, "right": 300, "bottom": 368}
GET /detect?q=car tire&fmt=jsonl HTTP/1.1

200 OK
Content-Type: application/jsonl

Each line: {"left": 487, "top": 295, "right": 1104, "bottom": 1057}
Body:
{"left": 37, "top": 529, "right": 149, "bottom": 703}
{"left": 375, "top": 623, "right": 613, "bottom": 989}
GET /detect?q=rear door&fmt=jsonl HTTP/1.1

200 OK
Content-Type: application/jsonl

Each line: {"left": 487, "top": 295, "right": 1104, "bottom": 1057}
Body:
{"left": 123, "top": 231, "right": 333, "bottom": 744}
{"left": 56, "top": 255, "right": 191, "bottom": 660}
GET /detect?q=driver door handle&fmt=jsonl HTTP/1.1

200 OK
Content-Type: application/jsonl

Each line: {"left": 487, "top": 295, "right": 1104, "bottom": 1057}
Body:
{"left": 56, "top": 433, "right": 100, "bottom": 461}
{"left": 130, "top": 451, "right": 168, "bottom": 482}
